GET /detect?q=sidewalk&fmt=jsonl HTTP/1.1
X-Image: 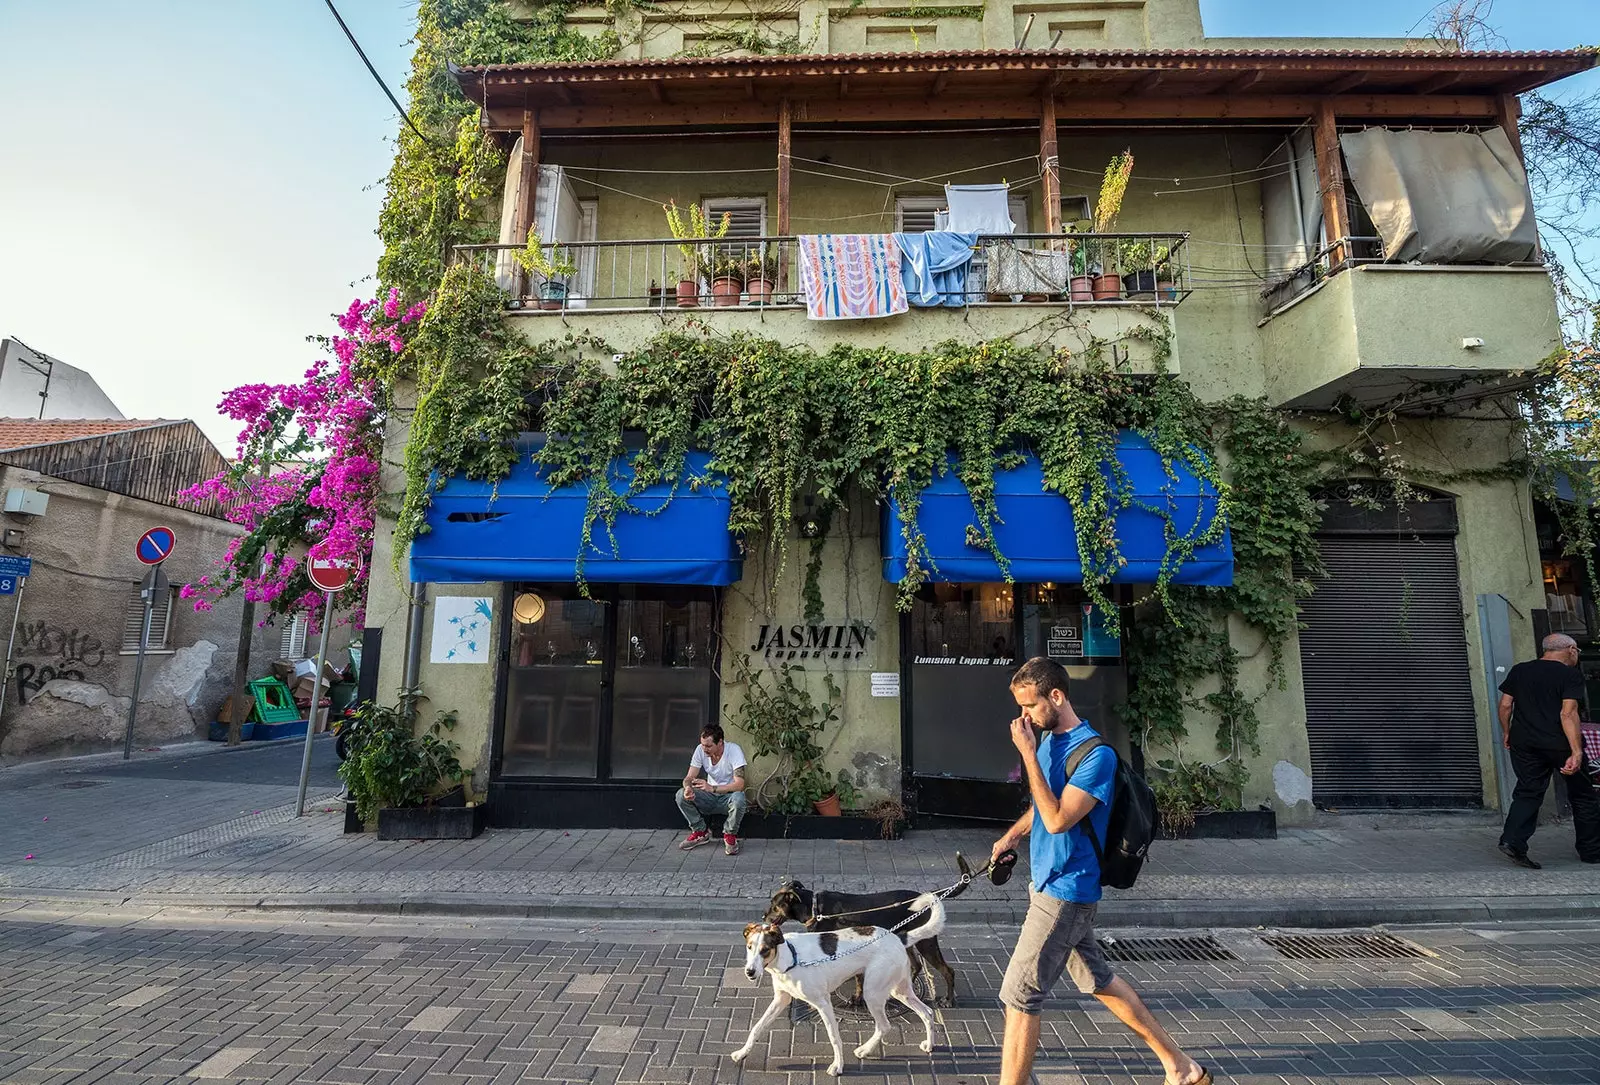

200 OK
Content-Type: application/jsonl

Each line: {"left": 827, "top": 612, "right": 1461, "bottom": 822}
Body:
{"left": 0, "top": 738, "right": 1596, "bottom": 928}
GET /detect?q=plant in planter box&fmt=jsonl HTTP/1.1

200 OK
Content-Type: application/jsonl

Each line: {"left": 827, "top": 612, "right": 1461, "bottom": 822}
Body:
{"left": 515, "top": 227, "right": 579, "bottom": 310}
{"left": 337, "top": 697, "right": 465, "bottom": 826}
{"left": 664, "top": 201, "right": 731, "bottom": 308}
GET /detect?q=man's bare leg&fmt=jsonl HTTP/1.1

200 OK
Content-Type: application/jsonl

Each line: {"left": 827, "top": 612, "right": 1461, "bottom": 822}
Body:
{"left": 1095, "top": 976, "right": 1206, "bottom": 1084}
{"left": 998, "top": 1006, "right": 1042, "bottom": 1085}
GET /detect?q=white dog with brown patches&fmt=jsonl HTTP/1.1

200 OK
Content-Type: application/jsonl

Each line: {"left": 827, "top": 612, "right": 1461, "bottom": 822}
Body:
{"left": 732, "top": 893, "right": 943, "bottom": 1076}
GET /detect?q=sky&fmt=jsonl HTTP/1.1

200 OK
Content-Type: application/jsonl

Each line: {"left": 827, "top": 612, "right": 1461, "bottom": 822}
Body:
{"left": 0, "top": 1, "right": 1594, "bottom": 452}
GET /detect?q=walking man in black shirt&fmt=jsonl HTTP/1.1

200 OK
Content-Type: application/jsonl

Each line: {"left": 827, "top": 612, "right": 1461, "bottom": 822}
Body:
{"left": 1497, "top": 633, "right": 1600, "bottom": 868}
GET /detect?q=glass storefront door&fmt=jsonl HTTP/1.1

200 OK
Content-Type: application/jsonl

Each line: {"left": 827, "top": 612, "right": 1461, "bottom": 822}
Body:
{"left": 498, "top": 585, "right": 717, "bottom": 781}
{"left": 906, "top": 583, "right": 1127, "bottom": 820}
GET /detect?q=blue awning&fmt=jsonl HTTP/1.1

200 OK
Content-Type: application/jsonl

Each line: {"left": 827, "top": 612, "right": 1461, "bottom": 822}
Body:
{"left": 882, "top": 432, "right": 1233, "bottom": 586}
{"left": 409, "top": 447, "right": 743, "bottom": 586}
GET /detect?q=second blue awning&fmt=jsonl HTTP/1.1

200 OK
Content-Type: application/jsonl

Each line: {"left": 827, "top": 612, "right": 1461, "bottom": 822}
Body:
{"left": 882, "top": 432, "right": 1234, "bottom": 586}
{"left": 409, "top": 446, "right": 742, "bottom": 586}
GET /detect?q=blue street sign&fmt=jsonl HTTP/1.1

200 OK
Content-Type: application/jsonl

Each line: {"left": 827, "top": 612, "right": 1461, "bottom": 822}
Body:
{"left": 0, "top": 555, "right": 31, "bottom": 579}
{"left": 0, "top": 577, "right": 15, "bottom": 596}
{"left": 137, "top": 526, "right": 176, "bottom": 565}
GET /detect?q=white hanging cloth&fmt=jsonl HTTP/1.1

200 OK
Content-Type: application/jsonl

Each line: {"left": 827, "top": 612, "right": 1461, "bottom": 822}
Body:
{"left": 944, "top": 184, "right": 1014, "bottom": 235}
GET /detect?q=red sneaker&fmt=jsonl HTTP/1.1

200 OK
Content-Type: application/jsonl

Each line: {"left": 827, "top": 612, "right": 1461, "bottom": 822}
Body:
{"left": 679, "top": 829, "right": 711, "bottom": 851}
{"left": 724, "top": 833, "right": 740, "bottom": 855}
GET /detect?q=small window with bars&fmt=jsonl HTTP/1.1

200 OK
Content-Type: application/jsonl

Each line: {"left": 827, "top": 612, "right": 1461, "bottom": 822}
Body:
{"left": 121, "top": 587, "right": 175, "bottom": 653}
{"left": 702, "top": 198, "right": 766, "bottom": 239}
{"left": 280, "top": 613, "right": 310, "bottom": 660}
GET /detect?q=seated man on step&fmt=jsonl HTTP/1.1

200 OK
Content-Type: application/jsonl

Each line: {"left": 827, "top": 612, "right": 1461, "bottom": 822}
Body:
{"left": 677, "top": 723, "right": 748, "bottom": 855}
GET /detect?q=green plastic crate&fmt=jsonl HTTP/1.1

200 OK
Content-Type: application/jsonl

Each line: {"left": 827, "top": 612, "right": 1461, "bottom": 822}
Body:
{"left": 247, "top": 677, "right": 301, "bottom": 724}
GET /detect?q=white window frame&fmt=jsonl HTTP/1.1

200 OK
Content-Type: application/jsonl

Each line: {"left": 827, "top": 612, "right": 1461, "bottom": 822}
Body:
{"left": 121, "top": 587, "right": 176, "bottom": 654}
{"left": 702, "top": 196, "right": 767, "bottom": 238}
{"left": 280, "top": 613, "right": 310, "bottom": 660}
{"left": 1061, "top": 195, "right": 1092, "bottom": 227}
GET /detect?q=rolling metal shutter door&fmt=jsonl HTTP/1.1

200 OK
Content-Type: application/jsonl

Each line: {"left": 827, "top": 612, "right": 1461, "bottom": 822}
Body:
{"left": 1297, "top": 535, "right": 1481, "bottom": 806}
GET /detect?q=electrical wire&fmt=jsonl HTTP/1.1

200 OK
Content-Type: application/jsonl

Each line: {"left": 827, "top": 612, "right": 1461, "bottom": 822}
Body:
{"left": 320, "top": 0, "right": 435, "bottom": 148}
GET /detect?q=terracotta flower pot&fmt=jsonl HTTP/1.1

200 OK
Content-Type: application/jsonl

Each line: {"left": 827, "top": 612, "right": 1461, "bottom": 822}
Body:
{"left": 1069, "top": 276, "right": 1095, "bottom": 302}
{"left": 676, "top": 280, "right": 699, "bottom": 308}
{"left": 812, "top": 792, "right": 843, "bottom": 817}
{"left": 711, "top": 277, "right": 742, "bottom": 307}
{"left": 1156, "top": 280, "right": 1178, "bottom": 301}
{"left": 1092, "top": 273, "right": 1122, "bottom": 300}
{"left": 746, "top": 278, "right": 774, "bottom": 305}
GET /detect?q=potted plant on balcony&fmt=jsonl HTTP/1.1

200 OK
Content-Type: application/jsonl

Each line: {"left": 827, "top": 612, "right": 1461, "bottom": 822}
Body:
{"left": 1155, "top": 249, "right": 1179, "bottom": 301}
{"left": 1118, "top": 239, "right": 1169, "bottom": 300}
{"left": 1066, "top": 230, "right": 1094, "bottom": 302}
{"left": 665, "top": 200, "right": 731, "bottom": 308}
{"left": 744, "top": 250, "right": 778, "bottom": 305}
{"left": 1089, "top": 149, "right": 1134, "bottom": 300}
{"left": 706, "top": 251, "right": 746, "bottom": 307}
{"left": 515, "top": 227, "right": 579, "bottom": 311}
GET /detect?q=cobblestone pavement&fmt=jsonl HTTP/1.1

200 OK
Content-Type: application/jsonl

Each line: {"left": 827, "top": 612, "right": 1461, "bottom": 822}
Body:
{"left": 1, "top": 740, "right": 1599, "bottom": 927}
{"left": 0, "top": 902, "right": 1597, "bottom": 1085}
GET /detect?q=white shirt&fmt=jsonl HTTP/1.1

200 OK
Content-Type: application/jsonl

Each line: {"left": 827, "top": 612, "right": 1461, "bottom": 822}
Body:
{"left": 690, "top": 741, "right": 746, "bottom": 787}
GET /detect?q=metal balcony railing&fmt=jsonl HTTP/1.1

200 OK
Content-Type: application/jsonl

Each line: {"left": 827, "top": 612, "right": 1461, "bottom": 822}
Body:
{"left": 451, "top": 233, "right": 1193, "bottom": 314}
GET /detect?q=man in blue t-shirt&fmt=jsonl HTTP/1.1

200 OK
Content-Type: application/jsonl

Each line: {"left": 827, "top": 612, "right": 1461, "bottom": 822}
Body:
{"left": 992, "top": 657, "right": 1211, "bottom": 1085}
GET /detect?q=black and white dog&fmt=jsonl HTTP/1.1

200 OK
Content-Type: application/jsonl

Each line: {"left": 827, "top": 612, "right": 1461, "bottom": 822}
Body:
{"left": 734, "top": 897, "right": 942, "bottom": 1076}
{"left": 762, "top": 853, "right": 973, "bottom": 1005}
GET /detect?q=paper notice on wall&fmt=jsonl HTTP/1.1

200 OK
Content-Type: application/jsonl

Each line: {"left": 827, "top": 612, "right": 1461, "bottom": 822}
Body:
{"left": 870, "top": 672, "right": 900, "bottom": 698}
{"left": 431, "top": 597, "right": 494, "bottom": 664}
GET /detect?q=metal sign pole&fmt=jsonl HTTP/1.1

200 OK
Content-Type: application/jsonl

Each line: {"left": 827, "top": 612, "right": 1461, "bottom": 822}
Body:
{"left": 124, "top": 568, "right": 159, "bottom": 760}
{"left": 0, "top": 574, "right": 27, "bottom": 722}
{"left": 296, "top": 591, "right": 337, "bottom": 817}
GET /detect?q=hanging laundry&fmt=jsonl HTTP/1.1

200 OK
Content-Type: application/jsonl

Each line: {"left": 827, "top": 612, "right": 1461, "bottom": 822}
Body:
{"left": 894, "top": 231, "right": 979, "bottom": 307}
{"left": 797, "top": 235, "right": 909, "bottom": 320}
{"left": 944, "top": 184, "right": 1014, "bottom": 235}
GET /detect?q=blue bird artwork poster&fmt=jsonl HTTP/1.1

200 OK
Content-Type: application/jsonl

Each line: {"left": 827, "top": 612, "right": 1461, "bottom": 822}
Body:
{"left": 431, "top": 597, "right": 494, "bottom": 664}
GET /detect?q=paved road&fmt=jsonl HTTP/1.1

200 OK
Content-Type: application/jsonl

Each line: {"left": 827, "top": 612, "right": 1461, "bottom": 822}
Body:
{"left": 0, "top": 902, "right": 1595, "bottom": 1085}
{"left": 0, "top": 738, "right": 340, "bottom": 867}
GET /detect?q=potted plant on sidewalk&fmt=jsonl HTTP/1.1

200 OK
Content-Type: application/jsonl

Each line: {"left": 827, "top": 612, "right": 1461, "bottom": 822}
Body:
{"left": 665, "top": 200, "right": 731, "bottom": 308}
{"left": 337, "top": 697, "right": 483, "bottom": 840}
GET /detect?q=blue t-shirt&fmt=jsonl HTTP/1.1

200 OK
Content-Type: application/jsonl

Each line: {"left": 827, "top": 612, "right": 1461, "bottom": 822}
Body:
{"left": 1030, "top": 723, "right": 1116, "bottom": 904}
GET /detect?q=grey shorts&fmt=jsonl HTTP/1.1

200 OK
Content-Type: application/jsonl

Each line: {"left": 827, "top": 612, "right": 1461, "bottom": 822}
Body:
{"left": 999, "top": 889, "right": 1116, "bottom": 1013}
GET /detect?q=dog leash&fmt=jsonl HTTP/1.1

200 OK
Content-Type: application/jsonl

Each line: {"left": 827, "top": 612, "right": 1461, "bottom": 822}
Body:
{"left": 804, "top": 849, "right": 1018, "bottom": 927}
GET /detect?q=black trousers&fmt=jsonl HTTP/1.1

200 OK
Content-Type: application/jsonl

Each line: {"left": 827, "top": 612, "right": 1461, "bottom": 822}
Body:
{"left": 1500, "top": 745, "right": 1600, "bottom": 861}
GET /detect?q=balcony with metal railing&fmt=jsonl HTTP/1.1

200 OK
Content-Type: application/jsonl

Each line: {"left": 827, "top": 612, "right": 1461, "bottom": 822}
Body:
{"left": 454, "top": 232, "right": 1192, "bottom": 372}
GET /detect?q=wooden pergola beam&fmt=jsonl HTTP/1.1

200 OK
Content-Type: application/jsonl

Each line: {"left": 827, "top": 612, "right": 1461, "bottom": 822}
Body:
{"left": 495, "top": 93, "right": 1505, "bottom": 131}
{"left": 1322, "top": 73, "right": 1366, "bottom": 94}
{"left": 511, "top": 110, "right": 541, "bottom": 299}
{"left": 1041, "top": 92, "right": 1061, "bottom": 235}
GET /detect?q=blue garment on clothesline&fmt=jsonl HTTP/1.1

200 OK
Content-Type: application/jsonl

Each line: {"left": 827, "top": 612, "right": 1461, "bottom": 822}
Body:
{"left": 893, "top": 231, "right": 979, "bottom": 308}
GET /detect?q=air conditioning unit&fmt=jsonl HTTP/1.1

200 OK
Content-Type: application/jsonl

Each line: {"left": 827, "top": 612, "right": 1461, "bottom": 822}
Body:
{"left": 3, "top": 489, "right": 48, "bottom": 517}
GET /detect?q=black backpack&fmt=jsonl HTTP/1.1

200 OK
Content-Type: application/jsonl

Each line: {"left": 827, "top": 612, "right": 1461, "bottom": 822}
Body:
{"left": 1062, "top": 738, "right": 1157, "bottom": 890}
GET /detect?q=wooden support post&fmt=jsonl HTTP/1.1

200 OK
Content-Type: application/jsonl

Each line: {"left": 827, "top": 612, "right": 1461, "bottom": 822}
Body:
{"left": 1040, "top": 93, "right": 1061, "bottom": 235}
{"left": 1494, "top": 93, "right": 1527, "bottom": 166}
{"left": 777, "top": 98, "right": 792, "bottom": 291}
{"left": 512, "top": 109, "right": 541, "bottom": 300}
{"left": 1312, "top": 100, "right": 1350, "bottom": 271}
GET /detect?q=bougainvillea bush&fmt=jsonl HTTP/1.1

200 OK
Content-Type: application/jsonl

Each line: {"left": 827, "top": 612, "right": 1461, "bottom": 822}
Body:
{"left": 178, "top": 290, "right": 424, "bottom": 624}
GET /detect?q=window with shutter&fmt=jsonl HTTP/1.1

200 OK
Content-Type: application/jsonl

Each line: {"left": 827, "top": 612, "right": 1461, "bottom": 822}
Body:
{"left": 1062, "top": 195, "right": 1092, "bottom": 226}
{"left": 121, "top": 588, "right": 175, "bottom": 652}
{"left": 280, "top": 614, "right": 310, "bottom": 660}
{"left": 895, "top": 197, "right": 944, "bottom": 233}
{"left": 702, "top": 198, "right": 766, "bottom": 239}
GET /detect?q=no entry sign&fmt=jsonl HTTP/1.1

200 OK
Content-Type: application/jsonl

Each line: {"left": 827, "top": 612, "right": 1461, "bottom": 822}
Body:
{"left": 306, "top": 552, "right": 361, "bottom": 594}
{"left": 136, "top": 526, "right": 176, "bottom": 565}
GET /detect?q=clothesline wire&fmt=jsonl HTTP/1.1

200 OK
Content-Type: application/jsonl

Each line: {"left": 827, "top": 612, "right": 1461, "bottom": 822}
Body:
{"left": 559, "top": 163, "right": 777, "bottom": 175}
{"left": 786, "top": 152, "right": 1043, "bottom": 187}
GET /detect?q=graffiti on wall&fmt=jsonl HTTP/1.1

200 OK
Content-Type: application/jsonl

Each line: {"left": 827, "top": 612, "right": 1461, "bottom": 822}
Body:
{"left": 12, "top": 621, "right": 110, "bottom": 704}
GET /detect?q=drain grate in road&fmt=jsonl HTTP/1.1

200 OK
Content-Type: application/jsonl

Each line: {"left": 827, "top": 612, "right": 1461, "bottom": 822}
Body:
{"left": 1097, "top": 936, "right": 1238, "bottom": 962}
{"left": 61, "top": 780, "right": 106, "bottom": 789}
{"left": 1262, "top": 932, "right": 1432, "bottom": 961}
